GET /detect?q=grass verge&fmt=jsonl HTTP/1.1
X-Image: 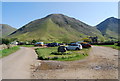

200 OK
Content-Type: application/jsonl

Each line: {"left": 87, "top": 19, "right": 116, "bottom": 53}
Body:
{"left": 18, "top": 45, "right": 34, "bottom": 47}
{"left": 0, "top": 46, "right": 20, "bottom": 58}
{"left": 35, "top": 47, "right": 90, "bottom": 61}
{"left": 94, "top": 45, "right": 120, "bottom": 50}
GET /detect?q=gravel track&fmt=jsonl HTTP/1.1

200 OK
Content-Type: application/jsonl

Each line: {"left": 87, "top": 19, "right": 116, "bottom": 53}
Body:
{"left": 1, "top": 47, "right": 37, "bottom": 79}
{"left": 32, "top": 46, "right": 119, "bottom": 79}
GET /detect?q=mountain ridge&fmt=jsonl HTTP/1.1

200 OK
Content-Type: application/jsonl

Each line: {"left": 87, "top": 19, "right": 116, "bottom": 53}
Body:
{"left": 96, "top": 17, "right": 119, "bottom": 39}
{"left": 0, "top": 24, "right": 17, "bottom": 38}
{"left": 8, "top": 14, "right": 104, "bottom": 42}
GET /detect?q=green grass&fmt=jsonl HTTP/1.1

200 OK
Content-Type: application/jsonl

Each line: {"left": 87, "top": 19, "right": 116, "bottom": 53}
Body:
{"left": 35, "top": 47, "right": 90, "bottom": 61}
{"left": 19, "top": 45, "right": 34, "bottom": 47}
{"left": 0, "top": 46, "right": 20, "bottom": 58}
{"left": 94, "top": 45, "right": 120, "bottom": 50}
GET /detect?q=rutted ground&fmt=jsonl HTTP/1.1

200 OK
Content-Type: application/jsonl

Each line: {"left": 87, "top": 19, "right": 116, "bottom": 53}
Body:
{"left": 32, "top": 46, "right": 118, "bottom": 79}
{"left": 0, "top": 46, "right": 118, "bottom": 79}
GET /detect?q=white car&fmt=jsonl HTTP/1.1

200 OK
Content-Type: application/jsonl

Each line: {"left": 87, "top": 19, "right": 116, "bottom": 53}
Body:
{"left": 65, "top": 43, "right": 82, "bottom": 50}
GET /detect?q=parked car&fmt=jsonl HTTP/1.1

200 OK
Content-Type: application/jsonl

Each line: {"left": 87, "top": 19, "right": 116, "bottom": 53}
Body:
{"left": 34, "top": 42, "right": 44, "bottom": 46}
{"left": 65, "top": 43, "right": 82, "bottom": 50}
{"left": 10, "top": 41, "right": 18, "bottom": 45}
{"left": 46, "top": 43, "right": 60, "bottom": 47}
{"left": 80, "top": 42, "right": 91, "bottom": 48}
{"left": 18, "top": 42, "right": 26, "bottom": 45}
{"left": 58, "top": 46, "right": 67, "bottom": 53}
{"left": 59, "top": 43, "right": 66, "bottom": 46}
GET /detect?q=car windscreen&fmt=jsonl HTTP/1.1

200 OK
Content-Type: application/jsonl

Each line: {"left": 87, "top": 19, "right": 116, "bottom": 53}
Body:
{"left": 36, "top": 43, "right": 42, "bottom": 44}
{"left": 70, "top": 44, "right": 78, "bottom": 46}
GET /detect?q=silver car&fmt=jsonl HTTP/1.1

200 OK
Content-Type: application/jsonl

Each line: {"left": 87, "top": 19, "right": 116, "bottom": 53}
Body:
{"left": 65, "top": 43, "right": 82, "bottom": 50}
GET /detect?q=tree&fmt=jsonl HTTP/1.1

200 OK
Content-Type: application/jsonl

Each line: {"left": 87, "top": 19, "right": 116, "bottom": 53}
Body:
{"left": 2, "top": 38, "right": 10, "bottom": 45}
{"left": 2, "top": 38, "right": 10, "bottom": 49}
{"left": 0, "top": 38, "right": 2, "bottom": 45}
{"left": 31, "top": 40, "right": 37, "bottom": 44}
{"left": 117, "top": 42, "right": 120, "bottom": 46}
{"left": 89, "top": 36, "right": 98, "bottom": 43}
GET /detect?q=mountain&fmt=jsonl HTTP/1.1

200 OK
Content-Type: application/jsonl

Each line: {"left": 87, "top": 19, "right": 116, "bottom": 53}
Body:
{"left": 96, "top": 17, "right": 120, "bottom": 39}
{"left": 8, "top": 14, "right": 104, "bottom": 42}
{"left": 0, "top": 24, "right": 17, "bottom": 38}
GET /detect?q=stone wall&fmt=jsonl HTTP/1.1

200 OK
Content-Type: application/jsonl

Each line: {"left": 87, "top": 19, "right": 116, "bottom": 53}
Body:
{"left": 0, "top": 44, "right": 17, "bottom": 50}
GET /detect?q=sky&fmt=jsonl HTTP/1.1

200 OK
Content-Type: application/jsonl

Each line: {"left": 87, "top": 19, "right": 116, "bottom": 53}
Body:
{"left": 2, "top": 2, "right": 118, "bottom": 29}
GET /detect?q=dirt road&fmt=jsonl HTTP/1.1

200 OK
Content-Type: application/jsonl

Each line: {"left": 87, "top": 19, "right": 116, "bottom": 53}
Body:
{"left": 32, "top": 46, "right": 119, "bottom": 79}
{"left": 1, "top": 47, "right": 37, "bottom": 79}
{"left": 0, "top": 46, "right": 119, "bottom": 79}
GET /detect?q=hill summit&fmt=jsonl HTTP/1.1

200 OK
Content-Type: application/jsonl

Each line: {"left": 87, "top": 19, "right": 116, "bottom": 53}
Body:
{"left": 96, "top": 17, "right": 120, "bottom": 39}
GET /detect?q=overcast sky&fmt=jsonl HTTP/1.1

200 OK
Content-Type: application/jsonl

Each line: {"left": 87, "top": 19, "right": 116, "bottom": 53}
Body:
{"left": 2, "top": 2, "right": 118, "bottom": 28}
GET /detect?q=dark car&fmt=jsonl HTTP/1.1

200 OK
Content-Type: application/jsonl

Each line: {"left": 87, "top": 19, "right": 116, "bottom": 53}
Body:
{"left": 47, "top": 43, "right": 60, "bottom": 47}
{"left": 18, "top": 42, "right": 26, "bottom": 45}
{"left": 80, "top": 42, "right": 91, "bottom": 48}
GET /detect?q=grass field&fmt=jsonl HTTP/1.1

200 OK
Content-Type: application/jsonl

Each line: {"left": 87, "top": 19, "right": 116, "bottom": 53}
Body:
{"left": 95, "top": 45, "right": 120, "bottom": 50}
{"left": 35, "top": 47, "right": 90, "bottom": 61}
{"left": 18, "top": 45, "right": 34, "bottom": 47}
{"left": 0, "top": 46, "right": 20, "bottom": 58}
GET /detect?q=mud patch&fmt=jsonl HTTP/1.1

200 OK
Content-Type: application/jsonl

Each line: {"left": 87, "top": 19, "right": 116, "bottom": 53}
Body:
{"left": 38, "top": 61, "right": 65, "bottom": 70}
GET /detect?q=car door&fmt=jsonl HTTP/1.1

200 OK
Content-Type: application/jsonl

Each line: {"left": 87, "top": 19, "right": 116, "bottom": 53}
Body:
{"left": 70, "top": 44, "right": 77, "bottom": 50}
{"left": 69, "top": 45, "right": 73, "bottom": 50}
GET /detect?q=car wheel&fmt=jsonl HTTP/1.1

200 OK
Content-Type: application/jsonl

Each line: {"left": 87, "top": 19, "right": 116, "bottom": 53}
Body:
{"left": 66, "top": 48, "right": 69, "bottom": 50}
{"left": 76, "top": 48, "right": 80, "bottom": 50}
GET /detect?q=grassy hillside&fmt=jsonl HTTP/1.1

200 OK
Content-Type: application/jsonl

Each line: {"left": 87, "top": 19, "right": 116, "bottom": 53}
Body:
{"left": 0, "top": 24, "right": 16, "bottom": 38}
{"left": 8, "top": 14, "right": 104, "bottom": 42}
{"left": 96, "top": 17, "right": 119, "bottom": 40}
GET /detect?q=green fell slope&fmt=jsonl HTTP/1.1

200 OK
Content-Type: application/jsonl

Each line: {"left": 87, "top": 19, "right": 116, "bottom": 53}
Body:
{"left": 0, "top": 24, "right": 16, "bottom": 38}
{"left": 96, "top": 17, "right": 120, "bottom": 40}
{"left": 8, "top": 14, "right": 104, "bottom": 42}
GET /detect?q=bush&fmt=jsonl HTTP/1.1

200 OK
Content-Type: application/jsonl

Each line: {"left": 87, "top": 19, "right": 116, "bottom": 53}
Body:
{"left": 38, "top": 56, "right": 44, "bottom": 60}
{"left": 116, "top": 42, "right": 120, "bottom": 46}
{"left": 2, "top": 38, "right": 10, "bottom": 45}
{"left": 51, "top": 52, "right": 68, "bottom": 55}
{"left": 52, "top": 57, "right": 58, "bottom": 60}
{"left": 96, "top": 42, "right": 115, "bottom": 45}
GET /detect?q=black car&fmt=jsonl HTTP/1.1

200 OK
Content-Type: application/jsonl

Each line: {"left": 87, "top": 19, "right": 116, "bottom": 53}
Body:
{"left": 46, "top": 43, "right": 60, "bottom": 47}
